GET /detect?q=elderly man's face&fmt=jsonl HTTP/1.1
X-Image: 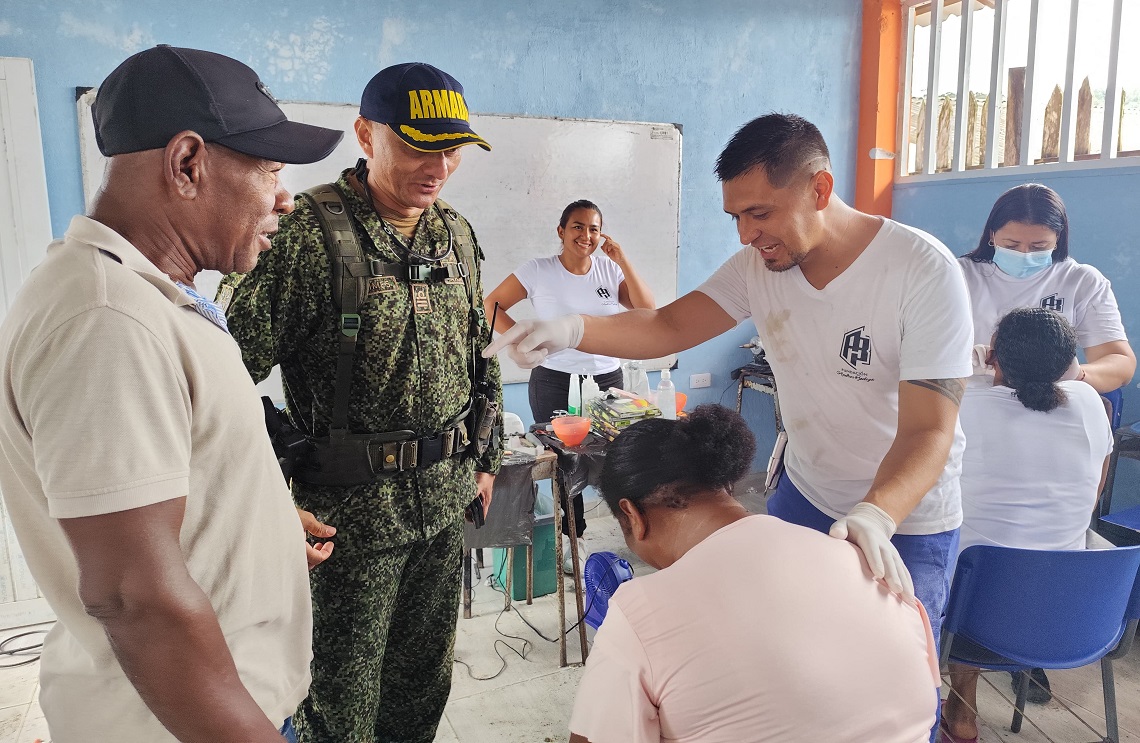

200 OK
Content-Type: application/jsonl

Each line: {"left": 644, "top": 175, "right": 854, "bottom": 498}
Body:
{"left": 359, "top": 121, "right": 463, "bottom": 213}
{"left": 202, "top": 146, "right": 292, "bottom": 274}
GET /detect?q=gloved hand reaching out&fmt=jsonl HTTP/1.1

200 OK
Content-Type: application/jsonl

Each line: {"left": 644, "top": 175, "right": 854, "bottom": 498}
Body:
{"left": 829, "top": 502, "right": 916, "bottom": 604}
{"left": 481, "top": 315, "right": 585, "bottom": 369}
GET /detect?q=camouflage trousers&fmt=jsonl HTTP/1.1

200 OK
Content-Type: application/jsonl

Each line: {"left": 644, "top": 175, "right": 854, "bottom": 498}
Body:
{"left": 296, "top": 519, "right": 464, "bottom": 743}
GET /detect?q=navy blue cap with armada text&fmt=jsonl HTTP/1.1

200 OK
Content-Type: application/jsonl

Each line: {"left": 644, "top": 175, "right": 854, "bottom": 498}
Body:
{"left": 93, "top": 45, "right": 343, "bottom": 165}
{"left": 360, "top": 63, "right": 490, "bottom": 152}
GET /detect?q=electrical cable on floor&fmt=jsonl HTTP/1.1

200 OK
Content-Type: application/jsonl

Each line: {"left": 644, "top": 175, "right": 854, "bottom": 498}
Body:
{"left": 0, "top": 626, "right": 51, "bottom": 669}
{"left": 487, "top": 557, "right": 601, "bottom": 640}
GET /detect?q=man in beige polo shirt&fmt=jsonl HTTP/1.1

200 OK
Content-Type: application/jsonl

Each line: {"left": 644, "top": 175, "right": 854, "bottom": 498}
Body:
{"left": 0, "top": 46, "right": 341, "bottom": 743}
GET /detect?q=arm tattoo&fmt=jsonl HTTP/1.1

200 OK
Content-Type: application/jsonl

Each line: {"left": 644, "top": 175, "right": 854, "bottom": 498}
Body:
{"left": 906, "top": 377, "right": 966, "bottom": 406}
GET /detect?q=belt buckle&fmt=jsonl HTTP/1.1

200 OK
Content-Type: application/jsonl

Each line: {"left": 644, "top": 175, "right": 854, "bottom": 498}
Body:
{"left": 399, "top": 439, "right": 419, "bottom": 471}
{"left": 442, "top": 428, "right": 455, "bottom": 458}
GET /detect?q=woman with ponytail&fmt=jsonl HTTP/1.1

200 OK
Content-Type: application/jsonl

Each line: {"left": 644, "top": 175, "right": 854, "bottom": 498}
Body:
{"left": 942, "top": 308, "right": 1114, "bottom": 742}
{"left": 568, "top": 405, "right": 941, "bottom": 743}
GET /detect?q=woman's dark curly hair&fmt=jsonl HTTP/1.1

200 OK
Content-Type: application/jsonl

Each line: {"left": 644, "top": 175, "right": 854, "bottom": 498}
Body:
{"left": 993, "top": 307, "right": 1078, "bottom": 412}
{"left": 598, "top": 404, "right": 756, "bottom": 513}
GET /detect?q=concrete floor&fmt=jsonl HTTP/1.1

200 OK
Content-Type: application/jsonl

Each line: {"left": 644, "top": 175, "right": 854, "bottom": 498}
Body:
{"left": 1, "top": 486, "right": 1139, "bottom": 742}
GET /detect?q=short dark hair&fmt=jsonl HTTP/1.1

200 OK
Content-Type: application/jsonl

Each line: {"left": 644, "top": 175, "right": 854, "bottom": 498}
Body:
{"left": 993, "top": 307, "right": 1077, "bottom": 412}
{"left": 559, "top": 199, "right": 603, "bottom": 229}
{"left": 715, "top": 113, "right": 831, "bottom": 186}
{"left": 598, "top": 405, "right": 756, "bottom": 513}
{"left": 964, "top": 183, "right": 1070, "bottom": 263}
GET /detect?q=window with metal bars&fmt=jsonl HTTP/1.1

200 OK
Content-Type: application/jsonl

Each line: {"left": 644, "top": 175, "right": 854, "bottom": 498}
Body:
{"left": 899, "top": 0, "right": 1140, "bottom": 179}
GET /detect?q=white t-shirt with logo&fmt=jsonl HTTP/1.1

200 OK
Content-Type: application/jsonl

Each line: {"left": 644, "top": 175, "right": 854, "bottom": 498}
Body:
{"left": 698, "top": 219, "right": 973, "bottom": 534}
{"left": 514, "top": 253, "right": 626, "bottom": 374}
{"left": 959, "top": 257, "right": 1126, "bottom": 349}
{"left": 958, "top": 381, "right": 1112, "bottom": 552}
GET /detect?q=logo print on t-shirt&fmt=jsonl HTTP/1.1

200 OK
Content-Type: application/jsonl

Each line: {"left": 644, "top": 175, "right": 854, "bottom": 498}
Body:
{"left": 596, "top": 286, "right": 611, "bottom": 299}
{"left": 1040, "top": 293, "right": 1065, "bottom": 312}
{"left": 841, "top": 326, "right": 873, "bottom": 369}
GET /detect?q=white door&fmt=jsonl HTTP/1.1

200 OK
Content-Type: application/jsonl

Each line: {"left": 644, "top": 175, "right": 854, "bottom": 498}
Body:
{"left": 0, "top": 56, "right": 54, "bottom": 628}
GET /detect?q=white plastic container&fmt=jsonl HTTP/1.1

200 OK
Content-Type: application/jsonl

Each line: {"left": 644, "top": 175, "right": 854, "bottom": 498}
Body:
{"left": 581, "top": 375, "right": 601, "bottom": 409}
{"left": 656, "top": 369, "right": 677, "bottom": 420}
{"left": 626, "top": 361, "right": 650, "bottom": 400}
{"left": 568, "top": 373, "right": 582, "bottom": 415}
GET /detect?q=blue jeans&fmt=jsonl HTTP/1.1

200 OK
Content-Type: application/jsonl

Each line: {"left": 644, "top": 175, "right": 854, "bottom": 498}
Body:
{"left": 280, "top": 717, "right": 297, "bottom": 743}
{"left": 767, "top": 474, "right": 958, "bottom": 742}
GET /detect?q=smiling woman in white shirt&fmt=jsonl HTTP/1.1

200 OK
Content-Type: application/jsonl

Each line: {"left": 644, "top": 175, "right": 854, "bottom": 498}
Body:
{"left": 959, "top": 183, "right": 1135, "bottom": 394}
{"left": 484, "top": 200, "right": 655, "bottom": 566}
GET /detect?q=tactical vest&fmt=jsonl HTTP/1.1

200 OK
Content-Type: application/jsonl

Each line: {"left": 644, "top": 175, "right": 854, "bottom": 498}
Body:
{"left": 291, "top": 184, "right": 486, "bottom": 487}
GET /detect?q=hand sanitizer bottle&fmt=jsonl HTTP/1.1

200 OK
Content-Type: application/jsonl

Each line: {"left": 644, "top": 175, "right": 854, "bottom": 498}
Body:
{"left": 656, "top": 369, "right": 676, "bottom": 420}
{"left": 568, "top": 373, "right": 581, "bottom": 416}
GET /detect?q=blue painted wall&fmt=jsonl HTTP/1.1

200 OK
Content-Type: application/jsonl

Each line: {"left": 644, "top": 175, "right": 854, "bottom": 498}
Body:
{"left": 0, "top": 0, "right": 863, "bottom": 468}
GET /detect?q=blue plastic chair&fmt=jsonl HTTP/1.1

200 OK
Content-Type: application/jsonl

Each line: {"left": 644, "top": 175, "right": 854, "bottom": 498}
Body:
{"left": 1097, "top": 419, "right": 1140, "bottom": 546}
{"left": 1102, "top": 388, "right": 1124, "bottom": 431}
{"left": 940, "top": 545, "right": 1140, "bottom": 741}
{"left": 581, "top": 551, "right": 634, "bottom": 630}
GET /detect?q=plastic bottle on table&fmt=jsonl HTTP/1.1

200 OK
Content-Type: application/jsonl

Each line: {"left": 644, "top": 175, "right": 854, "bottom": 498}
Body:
{"left": 656, "top": 369, "right": 677, "bottom": 420}
{"left": 568, "top": 373, "right": 581, "bottom": 415}
{"left": 627, "top": 361, "right": 650, "bottom": 400}
{"left": 581, "top": 374, "right": 601, "bottom": 411}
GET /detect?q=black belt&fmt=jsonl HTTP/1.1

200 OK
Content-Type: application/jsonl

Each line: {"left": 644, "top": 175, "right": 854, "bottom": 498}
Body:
{"left": 371, "top": 423, "right": 468, "bottom": 474}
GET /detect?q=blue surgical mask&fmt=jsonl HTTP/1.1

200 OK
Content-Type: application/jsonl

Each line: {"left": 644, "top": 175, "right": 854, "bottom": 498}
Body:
{"left": 992, "top": 246, "right": 1055, "bottom": 278}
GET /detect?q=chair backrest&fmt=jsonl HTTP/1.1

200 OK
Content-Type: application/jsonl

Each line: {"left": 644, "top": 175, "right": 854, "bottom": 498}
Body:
{"left": 1102, "top": 387, "right": 1124, "bottom": 430}
{"left": 582, "top": 551, "right": 634, "bottom": 630}
{"left": 944, "top": 544, "right": 1140, "bottom": 668}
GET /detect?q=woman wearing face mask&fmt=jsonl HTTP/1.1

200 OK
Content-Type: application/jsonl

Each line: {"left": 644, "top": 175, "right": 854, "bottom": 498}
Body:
{"left": 942, "top": 308, "right": 1113, "bottom": 742}
{"left": 961, "top": 184, "right": 1135, "bottom": 393}
{"left": 485, "top": 199, "right": 655, "bottom": 571}
{"left": 568, "top": 405, "right": 941, "bottom": 743}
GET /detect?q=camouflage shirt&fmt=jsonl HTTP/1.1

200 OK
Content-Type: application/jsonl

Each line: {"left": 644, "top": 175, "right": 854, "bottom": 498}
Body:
{"left": 219, "top": 169, "right": 502, "bottom": 548}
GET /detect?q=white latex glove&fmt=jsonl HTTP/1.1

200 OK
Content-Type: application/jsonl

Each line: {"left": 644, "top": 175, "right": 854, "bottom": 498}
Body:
{"left": 829, "top": 502, "right": 916, "bottom": 604}
{"left": 971, "top": 344, "right": 994, "bottom": 377}
{"left": 482, "top": 316, "right": 585, "bottom": 369}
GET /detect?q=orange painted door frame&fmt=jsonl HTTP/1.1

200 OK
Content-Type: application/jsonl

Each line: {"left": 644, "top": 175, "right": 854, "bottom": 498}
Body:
{"left": 856, "top": 0, "right": 902, "bottom": 217}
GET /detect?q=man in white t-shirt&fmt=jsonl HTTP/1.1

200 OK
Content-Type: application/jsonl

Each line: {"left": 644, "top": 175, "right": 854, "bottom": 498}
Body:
{"left": 485, "top": 114, "right": 973, "bottom": 675}
{"left": 0, "top": 46, "right": 342, "bottom": 743}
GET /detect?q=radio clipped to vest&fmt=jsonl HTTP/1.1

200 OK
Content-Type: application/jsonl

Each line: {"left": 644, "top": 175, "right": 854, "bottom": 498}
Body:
{"left": 276, "top": 179, "right": 496, "bottom": 486}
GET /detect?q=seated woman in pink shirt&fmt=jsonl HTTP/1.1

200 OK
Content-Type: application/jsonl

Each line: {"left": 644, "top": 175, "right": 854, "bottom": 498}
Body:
{"left": 569, "top": 405, "right": 941, "bottom": 743}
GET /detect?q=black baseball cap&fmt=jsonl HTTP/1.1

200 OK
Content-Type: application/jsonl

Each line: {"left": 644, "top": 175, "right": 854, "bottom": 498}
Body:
{"left": 360, "top": 63, "right": 490, "bottom": 152}
{"left": 93, "top": 45, "right": 343, "bottom": 164}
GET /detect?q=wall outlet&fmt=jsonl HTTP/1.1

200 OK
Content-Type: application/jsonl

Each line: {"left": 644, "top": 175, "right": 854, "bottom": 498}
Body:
{"left": 689, "top": 373, "right": 712, "bottom": 389}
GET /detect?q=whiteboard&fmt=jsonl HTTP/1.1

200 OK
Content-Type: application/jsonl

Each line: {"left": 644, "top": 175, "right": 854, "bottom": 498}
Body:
{"left": 77, "top": 92, "right": 681, "bottom": 387}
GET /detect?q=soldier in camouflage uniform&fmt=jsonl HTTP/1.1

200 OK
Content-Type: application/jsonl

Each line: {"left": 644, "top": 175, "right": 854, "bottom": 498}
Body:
{"left": 218, "top": 63, "right": 501, "bottom": 743}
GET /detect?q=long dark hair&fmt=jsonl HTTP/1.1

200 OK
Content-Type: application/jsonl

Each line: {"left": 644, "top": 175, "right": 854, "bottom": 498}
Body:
{"left": 598, "top": 405, "right": 756, "bottom": 513}
{"left": 993, "top": 307, "right": 1078, "bottom": 412}
{"left": 964, "top": 183, "right": 1070, "bottom": 263}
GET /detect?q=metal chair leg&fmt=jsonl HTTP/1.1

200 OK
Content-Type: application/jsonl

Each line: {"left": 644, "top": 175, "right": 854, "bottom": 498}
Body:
{"left": 1103, "top": 657, "right": 1119, "bottom": 743}
{"left": 1011, "top": 670, "right": 1030, "bottom": 733}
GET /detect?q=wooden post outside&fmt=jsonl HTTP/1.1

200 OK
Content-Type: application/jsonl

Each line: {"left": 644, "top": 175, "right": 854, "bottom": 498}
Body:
{"left": 936, "top": 95, "right": 953, "bottom": 172}
{"left": 1042, "top": 85, "right": 1063, "bottom": 161}
{"left": 1076, "top": 77, "right": 1092, "bottom": 156}
{"left": 1005, "top": 67, "right": 1026, "bottom": 165}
